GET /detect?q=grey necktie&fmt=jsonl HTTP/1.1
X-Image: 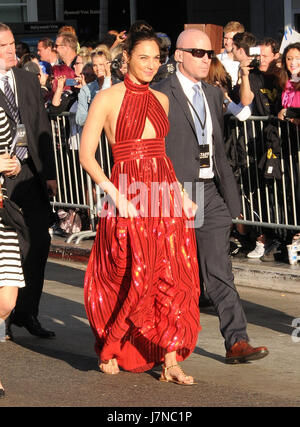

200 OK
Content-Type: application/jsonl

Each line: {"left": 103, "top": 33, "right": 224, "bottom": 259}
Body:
{"left": 2, "top": 75, "right": 28, "bottom": 160}
{"left": 2, "top": 75, "right": 19, "bottom": 123}
{"left": 192, "top": 84, "right": 207, "bottom": 145}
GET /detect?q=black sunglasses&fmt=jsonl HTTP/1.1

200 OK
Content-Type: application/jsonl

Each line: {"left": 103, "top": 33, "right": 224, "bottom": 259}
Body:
{"left": 177, "top": 48, "right": 214, "bottom": 59}
{"left": 91, "top": 50, "right": 105, "bottom": 57}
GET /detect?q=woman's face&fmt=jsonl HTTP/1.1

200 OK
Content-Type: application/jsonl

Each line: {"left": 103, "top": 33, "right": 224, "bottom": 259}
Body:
{"left": 286, "top": 48, "right": 300, "bottom": 76}
{"left": 92, "top": 54, "right": 109, "bottom": 78}
{"left": 126, "top": 39, "right": 161, "bottom": 84}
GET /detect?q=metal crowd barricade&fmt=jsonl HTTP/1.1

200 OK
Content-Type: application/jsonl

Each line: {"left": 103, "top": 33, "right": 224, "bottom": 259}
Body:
{"left": 227, "top": 115, "right": 300, "bottom": 233}
{"left": 50, "top": 112, "right": 300, "bottom": 245}
{"left": 49, "top": 112, "right": 112, "bottom": 244}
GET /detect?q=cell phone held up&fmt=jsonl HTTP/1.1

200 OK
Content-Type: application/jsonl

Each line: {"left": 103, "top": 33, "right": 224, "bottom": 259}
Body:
{"left": 65, "top": 78, "right": 77, "bottom": 86}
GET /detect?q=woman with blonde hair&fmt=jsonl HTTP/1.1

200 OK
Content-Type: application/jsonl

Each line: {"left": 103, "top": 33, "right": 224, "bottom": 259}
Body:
{"left": 76, "top": 45, "right": 112, "bottom": 127}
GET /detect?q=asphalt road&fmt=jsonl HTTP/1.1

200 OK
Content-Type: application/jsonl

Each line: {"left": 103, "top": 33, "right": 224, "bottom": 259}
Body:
{"left": 1, "top": 258, "right": 300, "bottom": 409}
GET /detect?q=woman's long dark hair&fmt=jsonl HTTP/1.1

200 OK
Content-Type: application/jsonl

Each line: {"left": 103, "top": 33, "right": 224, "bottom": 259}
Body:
{"left": 124, "top": 20, "right": 161, "bottom": 57}
{"left": 278, "top": 42, "right": 300, "bottom": 91}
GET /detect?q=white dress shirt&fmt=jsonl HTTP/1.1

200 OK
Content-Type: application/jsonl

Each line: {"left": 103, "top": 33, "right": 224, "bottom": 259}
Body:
{"left": 217, "top": 50, "right": 240, "bottom": 87}
{"left": 176, "top": 67, "right": 214, "bottom": 179}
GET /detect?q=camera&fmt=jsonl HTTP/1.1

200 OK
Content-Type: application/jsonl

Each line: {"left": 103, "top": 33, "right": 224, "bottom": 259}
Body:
{"left": 249, "top": 46, "right": 261, "bottom": 68}
{"left": 111, "top": 58, "right": 122, "bottom": 70}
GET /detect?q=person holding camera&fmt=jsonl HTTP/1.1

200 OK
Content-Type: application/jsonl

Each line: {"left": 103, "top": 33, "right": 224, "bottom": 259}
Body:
{"left": 233, "top": 34, "right": 282, "bottom": 260}
{"left": 237, "top": 36, "right": 280, "bottom": 117}
{"left": 47, "top": 64, "right": 79, "bottom": 115}
{"left": 110, "top": 44, "right": 128, "bottom": 83}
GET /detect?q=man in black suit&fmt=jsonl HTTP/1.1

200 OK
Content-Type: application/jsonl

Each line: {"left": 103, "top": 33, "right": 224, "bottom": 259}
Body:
{"left": 0, "top": 23, "right": 57, "bottom": 339}
{"left": 155, "top": 28, "right": 269, "bottom": 363}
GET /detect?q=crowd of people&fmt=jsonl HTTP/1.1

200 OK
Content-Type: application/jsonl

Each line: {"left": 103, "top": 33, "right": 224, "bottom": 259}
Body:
{"left": 11, "top": 21, "right": 299, "bottom": 261}
{"left": 0, "top": 16, "right": 300, "bottom": 396}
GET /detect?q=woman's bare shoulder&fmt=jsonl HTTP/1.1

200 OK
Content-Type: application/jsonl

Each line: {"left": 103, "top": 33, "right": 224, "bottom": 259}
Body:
{"left": 150, "top": 88, "right": 169, "bottom": 112}
{"left": 102, "top": 81, "right": 125, "bottom": 97}
{"left": 92, "top": 81, "right": 125, "bottom": 107}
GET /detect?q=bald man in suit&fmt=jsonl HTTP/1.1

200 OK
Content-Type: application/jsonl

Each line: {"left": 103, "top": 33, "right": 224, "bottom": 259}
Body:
{"left": 155, "top": 29, "right": 268, "bottom": 363}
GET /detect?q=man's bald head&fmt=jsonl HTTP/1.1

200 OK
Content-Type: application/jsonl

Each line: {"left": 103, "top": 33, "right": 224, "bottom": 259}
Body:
{"left": 175, "top": 29, "right": 212, "bottom": 82}
{"left": 176, "top": 29, "right": 211, "bottom": 49}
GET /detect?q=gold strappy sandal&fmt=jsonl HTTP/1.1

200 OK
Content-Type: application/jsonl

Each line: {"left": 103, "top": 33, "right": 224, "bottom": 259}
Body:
{"left": 159, "top": 364, "right": 197, "bottom": 385}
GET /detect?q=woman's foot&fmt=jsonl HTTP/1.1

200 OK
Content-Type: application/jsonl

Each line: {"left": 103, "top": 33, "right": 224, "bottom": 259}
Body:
{"left": 99, "top": 358, "right": 119, "bottom": 375}
{"left": 159, "top": 364, "right": 196, "bottom": 385}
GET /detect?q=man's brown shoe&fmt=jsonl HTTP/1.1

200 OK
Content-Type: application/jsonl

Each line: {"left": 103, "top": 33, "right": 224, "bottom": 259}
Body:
{"left": 226, "top": 340, "right": 269, "bottom": 364}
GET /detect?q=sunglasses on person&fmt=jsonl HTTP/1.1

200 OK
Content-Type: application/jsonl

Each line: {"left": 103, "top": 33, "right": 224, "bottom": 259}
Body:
{"left": 177, "top": 48, "right": 214, "bottom": 59}
{"left": 91, "top": 50, "right": 105, "bottom": 57}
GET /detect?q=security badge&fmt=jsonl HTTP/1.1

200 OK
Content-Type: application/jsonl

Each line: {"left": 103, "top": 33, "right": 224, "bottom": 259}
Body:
{"left": 195, "top": 107, "right": 210, "bottom": 168}
{"left": 186, "top": 93, "right": 210, "bottom": 168}
{"left": 9, "top": 124, "right": 28, "bottom": 156}
{"left": 198, "top": 144, "right": 210, "bottom": 168}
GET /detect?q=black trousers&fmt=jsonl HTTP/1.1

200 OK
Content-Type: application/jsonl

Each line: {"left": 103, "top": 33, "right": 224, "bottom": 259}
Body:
{"left": 6, "top": 161, "right": 52, "bottom": 319}
{"left": 195, "top": 181, "right": 249, "bottom": 350}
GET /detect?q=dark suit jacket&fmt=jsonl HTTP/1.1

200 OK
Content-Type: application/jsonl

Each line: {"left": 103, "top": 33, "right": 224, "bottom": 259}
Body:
{"left": 0, "top": 67, "right": 56, "bottom": 203}
{"left": 154, "top": 73, "right": 241, "bottom": 219}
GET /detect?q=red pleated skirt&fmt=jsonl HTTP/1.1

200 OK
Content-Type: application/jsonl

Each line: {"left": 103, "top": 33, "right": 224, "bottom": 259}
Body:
{"left": 84, "top": 139, "right": 201, "bottom": 372}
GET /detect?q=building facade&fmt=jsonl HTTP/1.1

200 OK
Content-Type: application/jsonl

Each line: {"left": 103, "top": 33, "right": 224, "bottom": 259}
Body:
{"left": 0, "top": 0, "right": 299, "bottom": 50}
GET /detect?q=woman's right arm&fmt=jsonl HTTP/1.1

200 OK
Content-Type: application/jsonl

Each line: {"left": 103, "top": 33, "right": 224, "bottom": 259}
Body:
{"left": 79, "top": 91, "right": 137, "bottom": 218}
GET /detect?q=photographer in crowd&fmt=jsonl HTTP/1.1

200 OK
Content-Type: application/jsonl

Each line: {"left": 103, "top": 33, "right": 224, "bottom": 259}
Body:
{"left": 110, "top": 44, "right": 128, "bottom": 83}
{"left": 238, "top": 37, "right": 280, "bottom": 115}
{"left": 233, "top": 33, "right": 282, "bottom": 260}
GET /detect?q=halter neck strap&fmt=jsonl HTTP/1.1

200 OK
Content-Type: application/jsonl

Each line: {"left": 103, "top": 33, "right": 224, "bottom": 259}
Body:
{"left": 124, "top": 74, "right": 149, "bottom": 93}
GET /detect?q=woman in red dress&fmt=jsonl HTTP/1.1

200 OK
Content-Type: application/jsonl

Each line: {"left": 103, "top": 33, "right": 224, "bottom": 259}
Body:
{"left": 79, "top": 22, "right": 200, "bottom": 385}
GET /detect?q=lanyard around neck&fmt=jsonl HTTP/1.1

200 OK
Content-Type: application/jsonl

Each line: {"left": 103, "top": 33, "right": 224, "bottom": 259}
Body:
{"left": 185, "top": 93, "right": 207, "bottom": 132}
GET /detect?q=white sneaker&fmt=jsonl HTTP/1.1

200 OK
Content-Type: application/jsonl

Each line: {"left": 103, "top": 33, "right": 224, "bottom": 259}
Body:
{"left": 247, "top": 241, "right": 265, "bottom": 258}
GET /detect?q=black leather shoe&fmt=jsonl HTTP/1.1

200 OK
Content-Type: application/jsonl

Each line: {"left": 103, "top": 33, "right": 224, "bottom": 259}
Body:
{"left": 12, "top": 315, "right": 55, "bottom": 339}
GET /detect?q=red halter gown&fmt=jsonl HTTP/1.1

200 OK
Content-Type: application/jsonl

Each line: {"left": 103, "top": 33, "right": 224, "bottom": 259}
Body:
{"left": 84, "top": 75, "right": 200, "bottom": 372}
